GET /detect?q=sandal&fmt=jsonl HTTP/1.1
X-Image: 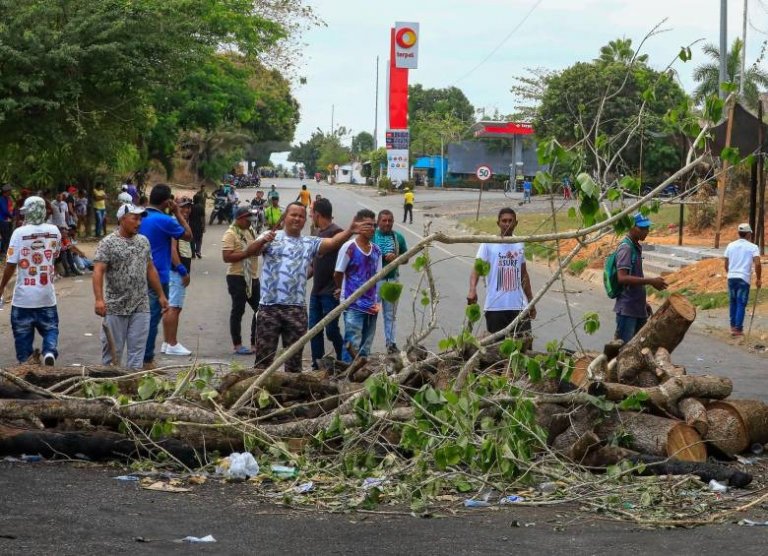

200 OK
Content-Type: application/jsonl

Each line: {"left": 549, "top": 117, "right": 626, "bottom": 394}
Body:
{"left": 234, "top": 346, "right": 254, "bottom": 355}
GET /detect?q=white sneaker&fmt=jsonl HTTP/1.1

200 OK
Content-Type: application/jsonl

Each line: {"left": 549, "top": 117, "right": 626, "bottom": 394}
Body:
{"left": 43, "top": 352, "right": 56, "bottom": 366}
{"left": 161, "top": 342, "right": 168, "bottom": 354}
{"left": 165, "top": 343, "right": 192, "bottom": 356}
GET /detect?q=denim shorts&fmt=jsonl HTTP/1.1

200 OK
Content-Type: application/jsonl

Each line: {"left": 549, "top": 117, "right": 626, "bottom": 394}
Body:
{"left": 168, "top": 271, "right": 187, "bottom": 308}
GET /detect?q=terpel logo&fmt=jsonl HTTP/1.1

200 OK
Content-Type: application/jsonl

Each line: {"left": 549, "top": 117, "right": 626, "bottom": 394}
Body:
{"left": 395, "top": 27, "right": 417, "bottom": 49}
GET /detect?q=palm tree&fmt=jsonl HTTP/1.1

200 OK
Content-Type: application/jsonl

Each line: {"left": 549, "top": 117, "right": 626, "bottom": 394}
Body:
{"left": 595, "top": 38, "right": 648, "bottom": 66}
{"left": 693, "top": 38, "right": 768, "bottom": 111}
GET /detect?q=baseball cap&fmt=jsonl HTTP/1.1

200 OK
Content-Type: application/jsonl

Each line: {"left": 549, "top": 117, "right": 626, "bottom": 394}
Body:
{"left": 116, "top": 204, "right": 146, "bottom": 220}
{"left": 177, "top": 196, "right": 193, "bottom": 207}
{"left": 20, "top": 196, "right": 45, "bottom": 213}
{"left": 738, "top": 223, "right": 753, "bottom": 233}
{"left": 235, "top": 206, "right": 254, "bottom": 219}
{"left": 117, "top": 191, "right": 133, "bottom": 204}
{"left": 2, "top": 184, "right": 12, "bottom": 192}
{"left": 633, "top": 213, "right": 652, "bottom": 228}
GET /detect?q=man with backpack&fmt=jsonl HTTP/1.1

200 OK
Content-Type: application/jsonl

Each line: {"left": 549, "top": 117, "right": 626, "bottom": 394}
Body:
{"left": 607, "top": 213, "right": 668, "bottom": 343}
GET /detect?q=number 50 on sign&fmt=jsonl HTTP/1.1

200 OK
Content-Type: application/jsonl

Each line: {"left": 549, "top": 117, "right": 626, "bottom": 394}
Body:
{"left": 476, "top": 165, "right": 492, "bottom": 181}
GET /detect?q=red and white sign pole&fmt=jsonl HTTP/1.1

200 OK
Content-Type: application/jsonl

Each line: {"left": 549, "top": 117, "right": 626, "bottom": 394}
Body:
{"left": 387, "top": 22, "right": 419, "bottom": 186}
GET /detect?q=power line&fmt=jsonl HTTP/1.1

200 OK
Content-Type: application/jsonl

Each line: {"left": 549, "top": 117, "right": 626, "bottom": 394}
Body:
{"left": 452, "top": 0, "right": 545, "bottom": 85}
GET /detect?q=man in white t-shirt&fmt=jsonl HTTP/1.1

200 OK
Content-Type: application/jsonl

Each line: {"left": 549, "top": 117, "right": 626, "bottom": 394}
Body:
{"left": 724, "top": 223, "right": 762, "bottom": 337}
{"left": 0, "top": 196, "right": 62, "bottom": 365}
{"left": 467, "top": 207, "right": 536, "bottom": 346}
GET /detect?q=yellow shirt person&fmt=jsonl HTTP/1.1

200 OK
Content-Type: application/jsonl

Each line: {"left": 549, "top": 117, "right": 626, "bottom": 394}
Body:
{"left": 403, "top": 188, "right": 414, "bottom": 224}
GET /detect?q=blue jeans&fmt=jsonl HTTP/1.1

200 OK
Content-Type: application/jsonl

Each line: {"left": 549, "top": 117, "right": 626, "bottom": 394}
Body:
{"left": 11, "top": 305, "right": 59, "bottom": 363}
{"left": 728, "top": 278, "right": 751, "bottom": 331}
{"left": 95, "top": 208, "right": 106, "bottom": 237}
{"left": 615, "top": 313, "right": 647, "bottom": 344}
{"left": 380, "top": 280, "right": 399, "bottom": 348}
{"left": 144, "top": 283, "right": 170, "bottom": 363}
{"left": 309, "top": 293, "right": 344, "bottom": 367}
{"left": 342, "top": 309, "right": 378, "bottom": 363}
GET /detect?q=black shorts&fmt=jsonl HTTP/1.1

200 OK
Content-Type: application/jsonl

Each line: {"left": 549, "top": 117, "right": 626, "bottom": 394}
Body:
{"left": 485, "top": 310, "right": 532, "bottom": 337}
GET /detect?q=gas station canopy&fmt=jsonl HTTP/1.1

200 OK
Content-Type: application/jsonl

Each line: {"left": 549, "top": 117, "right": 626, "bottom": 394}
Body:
{"left": 469, "top": 121, "right": 535, "bottom": 139}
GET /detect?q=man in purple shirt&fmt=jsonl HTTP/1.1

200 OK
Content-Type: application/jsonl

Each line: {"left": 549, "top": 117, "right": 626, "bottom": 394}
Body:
{"left": 334, "top": 209, "right": 381, "bottom": 362}
{"left": 614, "top": 213, "right": 668, "bottom": 343}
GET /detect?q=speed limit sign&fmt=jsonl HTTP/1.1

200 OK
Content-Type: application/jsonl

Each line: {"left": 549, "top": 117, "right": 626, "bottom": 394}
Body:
{"left": 476, "top": 165, "right": 492, "bottom": 181}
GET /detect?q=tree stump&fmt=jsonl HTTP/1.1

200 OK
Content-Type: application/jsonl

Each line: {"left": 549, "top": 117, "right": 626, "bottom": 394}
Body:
{"left": 705, "top": 400, "right": 768, "bottom": 455}
{"left": 596, "top": 411, "right": 706, "bottom": 462}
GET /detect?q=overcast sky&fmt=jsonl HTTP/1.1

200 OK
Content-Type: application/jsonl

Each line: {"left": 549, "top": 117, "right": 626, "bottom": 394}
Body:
{"left": 281, "top": 0, "right": 768, "bottom": 153}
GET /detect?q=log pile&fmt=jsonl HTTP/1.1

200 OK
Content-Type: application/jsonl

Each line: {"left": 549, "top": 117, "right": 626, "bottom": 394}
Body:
{"left": 0, "top": 293, "right": 764, "bottom": 489}
{"left": 542, "top": 294, "right": 764, "bottom": 486}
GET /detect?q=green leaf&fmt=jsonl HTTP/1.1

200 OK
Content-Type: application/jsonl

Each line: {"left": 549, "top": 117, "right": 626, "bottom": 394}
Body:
{"left": 379, "top": 281, "right": 403, "bottom": 303}
{"left": 438, "top": 337, "right": 457, "bottom": 351}
{"left": 567, "top": 207, "right": 577, "bottom": 219}
{"left": 526, "top": 358, "right": 541, "bottom": 382}
{"left": 703, "top": 95, "right": 724, "bottom": 123}
{"left": 606, "top": 188, "right": 621, "bottom": 202}
{"left": 453, "top": 478, "right": 473, "bottom": 493}
{"left": 137, "top": 376, "right": 158, "bottom": 401}
{"left": 618, "top": 391, "right": 650, "bottom": 411}
{"left": 499, "top": 338, "right": 519, "bottom": 358}
{"left": 720, "top": 146, "right": 741, "bottom": 165}
{"left": 576, "top": 172, "right": 599, "bottom": 198}
{"left": 465, "top": 303, "right": 481, "bottom": 323}
{"left": 473, "top": 258, "right": 491, "bottom": 277}
{"left": 678, "top": 46, "right": 692, "bottom": 62}
{"left": 258, "top": 389, "right": 271, "bottom": 408}
{"left": 720, "top": 81, "right": 738, "bottom": 94}
{"left": 583, "top": 311, "right": 600, "bottom": 335}
{"left": 412, "top": 254, "right": 427, "bottom": 272}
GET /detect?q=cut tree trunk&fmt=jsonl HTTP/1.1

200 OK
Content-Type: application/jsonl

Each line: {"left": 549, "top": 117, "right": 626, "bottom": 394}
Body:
{"left": 653, "top": 347, "right": 686, "bottom": 382}
{"left": 218, "top": 370, "right": 340, "bottom": 407}
{"left": 615, "top": 347, "right": 658, "bottom": 387}
{"left": 615, "top": 294, "right": 696, "bottom": 384}
{"left": 705, "top": 399, "right": 768, "bottom": 455}
{"left": 596, "top": 411, "right": 706, "bottom": 462}
{"left": 0, "top": 423, "right": 200, "bottom": 467}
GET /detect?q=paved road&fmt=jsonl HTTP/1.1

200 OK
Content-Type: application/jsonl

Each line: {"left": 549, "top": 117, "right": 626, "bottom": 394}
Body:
{"left": 1, "top": 178, "right": 765, "bottom": 398}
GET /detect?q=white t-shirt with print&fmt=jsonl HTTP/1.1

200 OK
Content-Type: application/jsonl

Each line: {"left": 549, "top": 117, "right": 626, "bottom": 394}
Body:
{"left": 725, "top": 238, "right": 760, "bottom": 284}
{"left": 476, "top": 242, "right": 528, "bottom": 311}
{"left": 6, "top": 223, "right": 62, "bottom": 308}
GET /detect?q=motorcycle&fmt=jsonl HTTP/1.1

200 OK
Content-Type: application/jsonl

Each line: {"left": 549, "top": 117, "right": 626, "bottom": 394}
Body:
{"left": 209, "top": 196, "right": 232, "bottom": 225}
{"left": 250, "top": 205, "right": 265, "bottom": 233}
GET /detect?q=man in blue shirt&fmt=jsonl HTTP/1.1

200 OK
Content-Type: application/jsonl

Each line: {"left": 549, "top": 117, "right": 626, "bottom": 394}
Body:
{"left": 522, "top": 179, "right": 532, "bottom": 204}
{"left": 138, "top": 184, "right": 192, "bottom": 368}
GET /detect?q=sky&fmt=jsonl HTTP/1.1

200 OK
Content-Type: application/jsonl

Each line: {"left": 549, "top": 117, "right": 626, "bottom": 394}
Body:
{"left": 274, "top": 0, "right": 768, "bottom": 162}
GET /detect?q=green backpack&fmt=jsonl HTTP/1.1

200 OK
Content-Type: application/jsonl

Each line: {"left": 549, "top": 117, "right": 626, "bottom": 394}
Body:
{"left": 604, "top": 237, "right": 639, "bottom": 299}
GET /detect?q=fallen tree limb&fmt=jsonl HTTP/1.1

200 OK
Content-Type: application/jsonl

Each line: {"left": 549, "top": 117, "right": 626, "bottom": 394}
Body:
{"left": 588, "top": 375, "right": 732, "bottom": 415}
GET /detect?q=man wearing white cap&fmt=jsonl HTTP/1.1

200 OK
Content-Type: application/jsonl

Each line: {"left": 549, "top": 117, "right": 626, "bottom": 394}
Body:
{"left": 92, "top": 204, "right": 168, "bottom": 369}
{"left": 0, "top": 196, "right": 62, "bottom": 364}
{"left": 724, "top": 223, "right": 762, "bottom": 337}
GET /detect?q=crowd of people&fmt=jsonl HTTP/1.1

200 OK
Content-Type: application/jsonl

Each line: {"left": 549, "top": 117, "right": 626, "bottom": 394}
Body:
{"left": 2, "top": 178, "right": 763, "bottom": 372}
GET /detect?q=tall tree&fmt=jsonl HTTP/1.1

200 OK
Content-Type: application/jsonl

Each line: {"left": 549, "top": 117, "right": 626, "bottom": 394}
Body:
{"left": 351, "top": 131, "right": 375, "bottom": 155}
{"left": 534, "top": 40, "right": 689, "bottom": 180}
{"left": 693, "top": 38, "right": 768, "bottom": 111}
{"left": 595, "top": 38, "right": 648, "bottom": 66}
{"left": 0, "top": 0, "right": 312, "bottom": 186}
{"left": 408, "top": 84, "right": 475, "bottom": 122}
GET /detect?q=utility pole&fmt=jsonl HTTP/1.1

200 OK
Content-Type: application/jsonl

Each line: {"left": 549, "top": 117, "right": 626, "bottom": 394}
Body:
{"left": 331, "top": 104, "right": 335, "bottom": 135}
{"left": 374, "top": 56, "right": 379, "bottom": 150}
{"left": 720, "top": 0, "right": 728, "bottom": 99}
{"left": 741, "top": 0, "right": 748, "bottom": 97}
